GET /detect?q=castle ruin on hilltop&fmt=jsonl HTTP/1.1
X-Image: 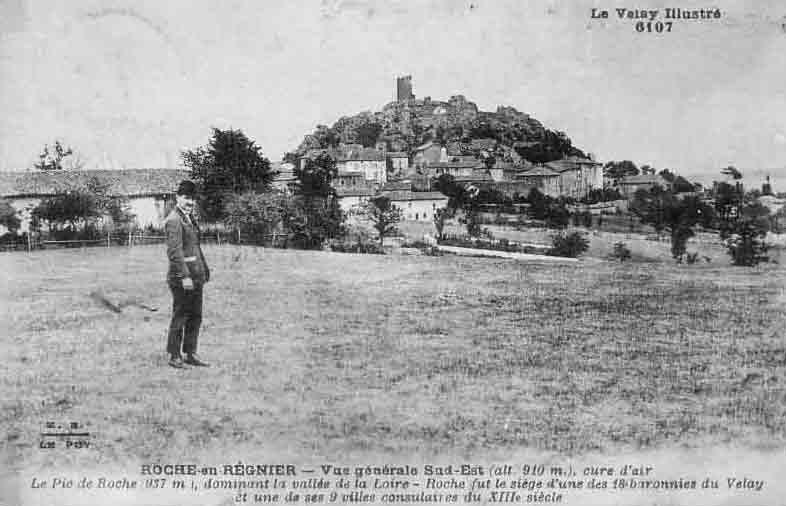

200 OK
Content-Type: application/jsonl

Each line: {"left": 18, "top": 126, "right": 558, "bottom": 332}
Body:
{"left": 396, "top": 75, "right": 415, "bottom": 101}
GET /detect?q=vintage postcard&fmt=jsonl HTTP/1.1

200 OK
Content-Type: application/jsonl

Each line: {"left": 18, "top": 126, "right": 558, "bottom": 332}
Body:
{"left": 1, "top": 1, "right": 785, "bottom": 505}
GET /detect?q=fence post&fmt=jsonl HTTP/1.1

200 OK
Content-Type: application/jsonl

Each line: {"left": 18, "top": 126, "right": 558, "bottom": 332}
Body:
{"left": 107, "top": 232, "right": 110, "bottom": 248}
{"left": 237, "top": 228, "right": 240, "bottom": 244}
{"left": 27, "top": 232, "right": 32, "bottom": 253}
{"left": 128, "top": 229, "right": 132, "bottom": 247}
{"left": 217, "top": 230, "right": 221, "bottom": 246}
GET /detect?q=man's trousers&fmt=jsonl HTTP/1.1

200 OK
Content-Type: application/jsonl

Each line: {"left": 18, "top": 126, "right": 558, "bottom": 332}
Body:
{"left": 166, "top": 283, "right": 203, "bottom": 357}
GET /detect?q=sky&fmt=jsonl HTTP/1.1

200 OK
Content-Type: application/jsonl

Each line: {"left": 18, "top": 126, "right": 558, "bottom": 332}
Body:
{"left": 1, "top": 0, "right": 785, "bottom": 189}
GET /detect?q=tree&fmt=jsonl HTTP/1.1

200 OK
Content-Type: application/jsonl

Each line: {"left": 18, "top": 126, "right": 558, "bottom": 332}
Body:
{"left": 182, "top": 128, "right": 274, "bottom": 221}
{"left": 632, "top": 188, "right": 709, "bottom": 262}
{"left": 32, "top": 190, "right": 102, "bottom": 234}
{"left": 714, "top": 181, "right": 743, "bottom": 222}
{"left": 659, "top": 169, "right": 676, "bottom": 183}
{"left": 721, "top": 165, "right": 742, "bottom": 180}
{"left": 460, "top": 207, "right": 482, "bottom": 237}
{"left": 526, "top": 188, "right": 569, "bottom": 228}
{"left": 513, "top": 129, "right": 586, "bottom": 163}
{"left": 548, "top": 232, "right": 590, "bottom": 258}
{"left": 527, "top": 188, "right": 550, "bottom": 220}
{"left": 356, "top": 122, "right": 383, "bottom": 148}
{"left": 310, "top": 124, "right": 341, "bottom": 149}
{"left": 0, "top": 200, "right": 20, "bottom": 233}
{"left": 294, "top": 152, "right": 337, "bottom": 198}
{"left": 364, "top": 196, "right": 403, "bottom": 246}
{"left": 723, "top": 218, "right": 770, "bottom": 266}
{"left": 672, "top": 176, "right": 695, "bottom": 193}
{"left": 34, "top": 141, "right": 83, "bottom": 171}
{"left": 433, "top": 207, "right": 453, "bottom": 241}
{"left": 291, "top": 153, "right": 345, "bottom": 249}
{"left": 603, "top": 160, "right": 639, "bottom": 185}
{"left": 581, "top": 188, "right": 623, "bottom": 204}
{"left": 224, "top": 191, "right": 293, "bottom": 245}
{"left": 434, "top": 174, "right": 468, "bottom": 210}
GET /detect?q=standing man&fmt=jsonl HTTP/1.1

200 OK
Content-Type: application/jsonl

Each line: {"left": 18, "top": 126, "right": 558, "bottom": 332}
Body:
{"left": 165, "top": 180, "right": 210, "bottom": 368}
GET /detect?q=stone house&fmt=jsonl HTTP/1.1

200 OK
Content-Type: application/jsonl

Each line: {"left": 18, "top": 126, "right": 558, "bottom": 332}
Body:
{"left": 300, "top": 146, "right": 387, "bottom": 185}
{"left": 543, "top": 156, "right": 604, "bottom": 199}
{"left": 617, "top": 174, "right": 671, "bottom": 199}
{"left": 0, "top": 169, "right": 188, "bottom": 232}
{"left": 513, "top": 166, "right": 561, "bottom": 198}
{"left": 386, "top": 152, "right": 409, "bottom": 177}
{"left": 383, "top": 191, "right": 449, "bottom": 222}
{"left": 338, "top": 148, "right": 386, "bottom": 184}
{"left": 334, "top": 170, "right": 368, "bottom": 189}
{"left": 335, "top": 187, "right": 376, "bottom": 215}
{"left": 423, "top": 160, "right": 484, "bottom": 179}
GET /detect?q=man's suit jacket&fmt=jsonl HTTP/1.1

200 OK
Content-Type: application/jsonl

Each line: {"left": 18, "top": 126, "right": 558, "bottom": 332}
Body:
{"left": 165, "top": 207, "right": 210, "bottom": 286}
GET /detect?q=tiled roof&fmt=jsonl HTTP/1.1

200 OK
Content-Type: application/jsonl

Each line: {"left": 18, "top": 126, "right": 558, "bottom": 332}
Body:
{"left": 380, "top": 181, "right": 412, "bottom": 191}
{"left": 336, "top": 187, "right": 376, "bottom": 197}
{"left": 337, "top": 170, "right": 365, "bottom": 177}
{"left": 454, "top": 173, "right": 494, "bottom": 182}
{"left": 428, "top": 161, "right": 484, "bottom": 169}
{"left": 517, "top": 166, "right": 560, "bottom": 177}
{"left": 562, "top": 155, "right": 600, "bottom": 165}
{"left": 341, "top": 148, "right": 385, "bottom": 161}
{"left": 0, "top": 169, "right": 190, "bottom": 197}
{"left": 545, "top": 157, "right": 601, "bottom": 172}
{"left": 384, "top": 191, "right": 448, "bottom": 202}
{"left": 619, "top": 174, "right": 668, "bottom": 185}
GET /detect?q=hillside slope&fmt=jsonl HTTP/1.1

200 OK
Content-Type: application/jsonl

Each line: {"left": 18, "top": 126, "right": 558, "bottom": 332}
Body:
{"left": 293, "top": 94, "right": 587, "bottom": 164}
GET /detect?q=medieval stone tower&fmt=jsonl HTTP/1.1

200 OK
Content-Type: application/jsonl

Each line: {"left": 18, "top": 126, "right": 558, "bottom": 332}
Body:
{"left": 396, "top": 75, "right": 415, "bottom": 101}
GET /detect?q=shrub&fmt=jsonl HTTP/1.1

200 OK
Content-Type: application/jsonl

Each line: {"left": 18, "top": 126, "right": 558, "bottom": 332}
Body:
{"left": 724, "top": 219, "right": 770, "bottom": 266}
{"left": 329, "top": 237, "right": 384, "bottom": 254}
{"left": 329, "top": 226, "right": 383, "bottom": 255}
{"left": 548, "top": 232, "right": 590, "bottom": 258}
{"left": 422, "top": 246, "right": 444, "bottom": 256}
{"left": 400, "top": 239, "right": 431, "bottom": 249}
{"left": 670, "top": 223, "right": 695, "bottom": 263}
{"left": 224, "top": 191, "right": 289, "bottom": 246}
{"left": 612, "top": 242, "right": 631, "bottom": 262}
{"left": 460, "top": 208, "right": 482, "bottom": 237}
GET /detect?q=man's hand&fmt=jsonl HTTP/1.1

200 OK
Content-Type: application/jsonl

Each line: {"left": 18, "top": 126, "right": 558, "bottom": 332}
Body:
{"left": 182, "top": 277, "right": 194, "bottom": 290}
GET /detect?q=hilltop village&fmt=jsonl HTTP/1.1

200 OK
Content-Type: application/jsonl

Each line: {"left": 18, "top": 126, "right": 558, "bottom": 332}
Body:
{"left": 273, "top": 76, "right": 604, "bottom": 221}
{"left": 0, "top": 76, "right": 781, "bottom": 266}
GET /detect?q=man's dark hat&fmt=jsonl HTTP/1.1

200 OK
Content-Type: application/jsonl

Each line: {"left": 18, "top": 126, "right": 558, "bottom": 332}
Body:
{"left": 176, "top": 180, "right": 197, "bottom": 197}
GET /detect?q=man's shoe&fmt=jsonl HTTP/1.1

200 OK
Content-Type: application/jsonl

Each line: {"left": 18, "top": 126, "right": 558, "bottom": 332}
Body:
{"left": 184, "top": 354, "right": 209, "bottom": 367}
{"left": 168, "top": 355, "right": 186, "bottom": 369}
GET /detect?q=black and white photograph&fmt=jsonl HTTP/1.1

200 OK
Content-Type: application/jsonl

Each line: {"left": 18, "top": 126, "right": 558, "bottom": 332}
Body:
{"left": 1, "top": 1, "right": 785, "bottom": 505}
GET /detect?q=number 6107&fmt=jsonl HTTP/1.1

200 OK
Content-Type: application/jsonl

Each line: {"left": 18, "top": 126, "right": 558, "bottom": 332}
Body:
{"left": 636, "top": 21, "right": 673, "bottom": 32}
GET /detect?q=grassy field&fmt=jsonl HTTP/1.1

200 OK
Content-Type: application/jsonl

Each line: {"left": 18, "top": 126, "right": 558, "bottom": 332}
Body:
{"left": 1, "top": 243, "right": 785, "bottom": 504}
